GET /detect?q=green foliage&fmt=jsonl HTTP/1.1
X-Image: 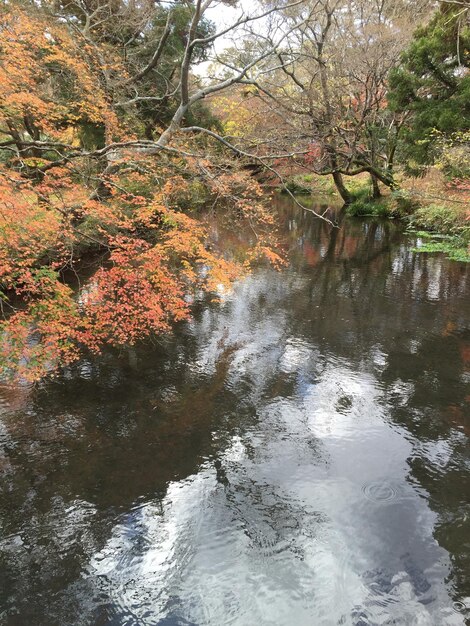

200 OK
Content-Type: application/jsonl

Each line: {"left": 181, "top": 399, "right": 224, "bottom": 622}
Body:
{"left": 388, "top": 4, "right": 470, "bottom": 170}
{"left": 128, "top": 3, "right": 217, "bottom": 133}
{"left": 388, "top": 190, "right": 419, "bottom": 215}
{"left": 281, "top": 174, "right": 342, "bottom": 196}
{"left": 345, "top": 187, "right": 420, "bottom": 219}
{"left": 411, "top": 240, "right": 470, "bottom": 262}
{"left": 355, "top": 188, "right": 370, "bottom": 204}
{"left": 436, "top": 130, "right": 470, "bottom": 179}
{"left": 78, "top": 122, "right": 106, "bottom": 150}
{"left": 185, "top": 102, "right": 224, "bottom": 133}
{"left": 346, "top": 197, "right": 391, "bottom": 218}
{"left": 344, "top": 184, "right": 391, "bottom": 218}
{"left": 410, "top": 203, "right": 469, "bottom": 236}
{"left": 282, "top": 177, "right": 313, "bottom": 195}
{"left": 408, "top": 203, "right": 470, "bottom": 262}
{"left": 171, "top": 179, "right": 211, "bottom": 211}
{"left": 408, "top": 230, "right": 449, "bottom": 239}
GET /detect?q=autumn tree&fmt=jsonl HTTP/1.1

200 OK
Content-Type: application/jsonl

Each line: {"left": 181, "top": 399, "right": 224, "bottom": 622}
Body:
{"left": 220, "top": 0, "right": 433, "bottom": 202}
{"left": 0, "top": 0, "right": 308, "bottom": 381}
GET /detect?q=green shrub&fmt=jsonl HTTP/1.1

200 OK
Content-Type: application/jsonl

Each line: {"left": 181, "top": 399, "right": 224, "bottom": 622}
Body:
{"left": 410, "top": 203, "right": 468, "bottom": 236}
{"left": 346, "top": 187, "right": 392, "bottom": 217}
{"left": 389, "top": 190, "right": 419, "bottom": 215}
{"left": 346, "top": 199, "right": 391, "bottom": 217}
{"left": 408, "top": 206, "right": 470, "bottom": 262}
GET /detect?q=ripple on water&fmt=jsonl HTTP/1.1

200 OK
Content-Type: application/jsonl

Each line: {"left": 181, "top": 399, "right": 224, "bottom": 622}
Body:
{"left": 452, "top": 600, "right": 468, "bottom": 614}
{"left": 362, "top": 482, "right": 399, "bottom": 503}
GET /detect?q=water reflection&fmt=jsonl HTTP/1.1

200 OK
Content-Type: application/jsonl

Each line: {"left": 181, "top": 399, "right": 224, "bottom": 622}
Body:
{"left": 0, "top": 198, "right": 469, "bottom": 625}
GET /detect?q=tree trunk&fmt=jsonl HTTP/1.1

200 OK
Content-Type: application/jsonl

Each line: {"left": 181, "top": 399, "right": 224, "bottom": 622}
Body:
{"left": 370, "top": 173, "right": 381, "bottom": 198}
{"left": 369, "top": 166, "right": 398, "bottom": 191}
{"left": 332, "top": 171, "right": 352, "bottom": 204}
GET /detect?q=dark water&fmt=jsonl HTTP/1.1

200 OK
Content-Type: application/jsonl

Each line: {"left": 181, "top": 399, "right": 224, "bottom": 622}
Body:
{"left": 0, "top": 198, "right": 469, "bottom": 625}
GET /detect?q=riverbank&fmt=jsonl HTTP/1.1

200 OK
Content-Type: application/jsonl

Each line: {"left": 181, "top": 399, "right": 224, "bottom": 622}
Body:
{"left": 282, "top": 169, "right": 470, "bottom": 262}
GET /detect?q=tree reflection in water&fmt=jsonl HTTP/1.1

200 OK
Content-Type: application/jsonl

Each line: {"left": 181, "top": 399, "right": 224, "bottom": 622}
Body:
{"left": 0, "top": 197, "right": 468, "bottom": 625}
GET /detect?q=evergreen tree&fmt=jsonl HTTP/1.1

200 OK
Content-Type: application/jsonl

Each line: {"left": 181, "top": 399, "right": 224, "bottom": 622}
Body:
{"left": 388, "top": 2, "right": 470, "bottom": 172}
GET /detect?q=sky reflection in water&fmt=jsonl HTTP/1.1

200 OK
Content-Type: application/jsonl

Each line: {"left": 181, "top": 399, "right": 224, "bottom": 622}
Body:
{"left": 0, "top": 198, "right": 469, "bottom": 625}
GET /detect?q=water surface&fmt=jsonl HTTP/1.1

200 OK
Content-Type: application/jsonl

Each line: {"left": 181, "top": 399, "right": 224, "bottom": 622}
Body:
{"left": 0, "top": 198, "right": 469, "bottom": 625}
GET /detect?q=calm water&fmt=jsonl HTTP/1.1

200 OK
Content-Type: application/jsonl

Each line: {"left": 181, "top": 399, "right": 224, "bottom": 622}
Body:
{"left": 0, "top": 198, "right": 469, "bottom": 625}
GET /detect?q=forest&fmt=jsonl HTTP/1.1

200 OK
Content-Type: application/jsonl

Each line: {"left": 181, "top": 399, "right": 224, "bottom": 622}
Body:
{"left": 0, "top": 0, "right": 469, "bottom": 381}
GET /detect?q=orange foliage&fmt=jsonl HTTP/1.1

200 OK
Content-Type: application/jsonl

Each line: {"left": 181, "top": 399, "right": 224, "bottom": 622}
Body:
{"left": 0, "top": 6, "right": 122, "bottom": 143}
{"left": 0, "top": 6, "right": 282, "bottom": 382}
{"left": 0, "top": 161, "right": 279, "bottom": 381}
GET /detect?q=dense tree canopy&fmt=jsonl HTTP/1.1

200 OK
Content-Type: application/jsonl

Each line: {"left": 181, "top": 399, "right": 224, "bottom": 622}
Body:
{"left": 388, "top": 1, "right": 470, "bottom": 172}
{"left": 0, "top": 0, "right": 289, "bottom": 380}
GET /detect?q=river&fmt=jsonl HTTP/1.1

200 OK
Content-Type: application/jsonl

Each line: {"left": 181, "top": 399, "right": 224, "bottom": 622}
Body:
{"left": 0, "top": 197, "right": 469, "bottom": 625}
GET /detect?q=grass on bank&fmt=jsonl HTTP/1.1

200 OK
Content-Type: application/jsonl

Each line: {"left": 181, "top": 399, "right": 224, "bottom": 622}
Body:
{"left": 282, "top": 173, "right": 337, "bottom": 195}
